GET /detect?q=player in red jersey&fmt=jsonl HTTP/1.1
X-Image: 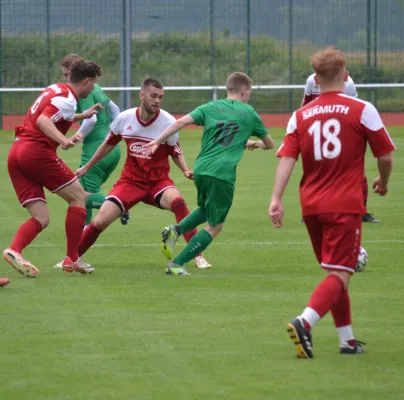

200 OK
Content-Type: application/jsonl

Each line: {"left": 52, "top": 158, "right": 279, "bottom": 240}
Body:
{"left": 269, "top": 46, "right": 395, "bottom": 358}
{"left": 75, "top": 78, "right": 211, "bottom": 270}
{"left": 301, "top": 71, "right": 379, "bottom": 223}
{"left": 3, "top": 59, "right": 102, "bottom": 277}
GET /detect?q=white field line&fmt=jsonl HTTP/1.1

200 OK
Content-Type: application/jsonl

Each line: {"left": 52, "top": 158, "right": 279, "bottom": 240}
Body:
{"left": 28, "top": 239, "right": 404, "bottom": 248}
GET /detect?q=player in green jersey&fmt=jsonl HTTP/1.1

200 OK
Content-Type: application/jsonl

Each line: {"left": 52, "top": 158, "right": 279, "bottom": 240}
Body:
{"left": 55, "top": 53, "right": 127, "bottom": 271}
{"left": 143, "top": 72, "right": 274, "bottom": 275}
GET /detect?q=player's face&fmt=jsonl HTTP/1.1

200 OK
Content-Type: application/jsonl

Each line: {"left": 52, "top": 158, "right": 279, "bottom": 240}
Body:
{"left": 141, "top": 86, "right": 164, "bottom": 114}
{"left": 241, "top": 86, "right": 252, "bottom": 103}
{"left": 60, "top": 66, "right": 70, "bottom": 82}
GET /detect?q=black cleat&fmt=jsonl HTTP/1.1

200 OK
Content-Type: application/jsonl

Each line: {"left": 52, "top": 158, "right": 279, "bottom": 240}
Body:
{"left": 287, "top": 318, "right": 314, "bottom": 359}
{"left": 362, "top": 213, "right": 380, "bottom": 223}
{"left": 340, "top": 340, "right": 366, "bottom": 355}
{"left": 120, "top": 211, "right": 130, "bottom": 225}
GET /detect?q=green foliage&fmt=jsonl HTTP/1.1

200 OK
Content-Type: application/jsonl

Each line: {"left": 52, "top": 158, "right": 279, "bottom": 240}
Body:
{"left": 2, "top": 32, "right": 404, "bottom": 113}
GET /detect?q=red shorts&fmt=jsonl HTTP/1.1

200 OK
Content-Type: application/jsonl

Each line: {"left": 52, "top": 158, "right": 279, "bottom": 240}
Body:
{"left": 106, "top": 177, "right": 177, "bottom": 212}
{"left": 304, "top": 213, "right": 362, "bottom": 274}
{"left": 8, "top": 140, "right": 77, "bottom": 207}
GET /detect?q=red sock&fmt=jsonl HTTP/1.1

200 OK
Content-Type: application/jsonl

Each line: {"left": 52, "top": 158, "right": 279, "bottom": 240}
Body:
{"left": 78, "top": 222, "right": 102, "bottom": 257}
{"left": 307, "top": 274, "right": 345, "bottom": 318}
{"left": 66, "top": 206, "right": 86, "bottom": 262}
{"left": 10, "top": 218, "right": 43, "bottom": 253}
{"left": 171, "top": 197, "right": 198, "bottom": 243}
{"left": 331, "top": 289, "right": 351, "bottom": 327}
{"left": 362, "top": 176, "right": 368, "bottom": 208}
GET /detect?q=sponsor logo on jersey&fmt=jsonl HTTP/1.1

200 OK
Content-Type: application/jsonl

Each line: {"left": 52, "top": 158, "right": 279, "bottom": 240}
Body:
{"left": 129, "top": 142, "right": 151, "bottom": 159}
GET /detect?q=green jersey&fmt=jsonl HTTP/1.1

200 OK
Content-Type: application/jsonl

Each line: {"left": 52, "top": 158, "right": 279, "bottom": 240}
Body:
{"left": 189, "top": 99, "right": 268, "bottom": 184}
{"left": 77, "top": 84, "right": 115, "bottom": 159}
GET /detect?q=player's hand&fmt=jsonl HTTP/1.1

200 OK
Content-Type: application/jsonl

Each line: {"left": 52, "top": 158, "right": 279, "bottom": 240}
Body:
{"left": 75, "top": 165, "right": 89, "bottom": 178}
{"left": 71, "top": 133, "right": 84, "bottom": 144}
{"left": 142, "top": 140, "right": 159, "bottom": 157}
{"left": 60, "top": 138, "right": 76, "bottom": 150}
{"left": 184, "top": 170, "right": 194, "bottom": 180}
{"left": 245, "top": 140, "right": 261, "bottom": 151}
{"left": 269, "top": 199, "right": 284, "bottom": 228}
{"left": 82, "top": 103, "right": 104, "bottom": 119}
{"left": 373, "top": 176, "right": 388, "bottom": 196}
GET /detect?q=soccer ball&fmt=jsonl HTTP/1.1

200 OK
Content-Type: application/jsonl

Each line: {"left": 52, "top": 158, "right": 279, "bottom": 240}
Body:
{"left": 355, "top": 246, "right": 368, "bottom": 272}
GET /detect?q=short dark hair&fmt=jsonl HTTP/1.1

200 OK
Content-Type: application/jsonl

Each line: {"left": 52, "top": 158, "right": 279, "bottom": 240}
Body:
{"left": 60, "top": 53, "right": 83, "bottom": 69}
{"left": 226, "top": 72, "right": 252, "bottom": 93}
{"left": 141, "top": 78, "right": 163, "bottom": 90}
{"left": 69, "top": 59, "right": 102, "bottom": 83}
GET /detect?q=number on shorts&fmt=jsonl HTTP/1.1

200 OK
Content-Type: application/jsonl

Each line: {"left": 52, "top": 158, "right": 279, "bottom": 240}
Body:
{"left": 308, "top": 118, "right": 341, "bottom": 160}
{"left": 31, "top": 92, "right": 50, "bottom": 114}
{"left": 214, "top": 122, "right": 239, "bottom": 146}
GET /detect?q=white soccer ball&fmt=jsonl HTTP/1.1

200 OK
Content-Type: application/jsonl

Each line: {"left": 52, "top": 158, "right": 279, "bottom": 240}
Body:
{"left": 355, "top": 246, "right": 368, "bottom": 272}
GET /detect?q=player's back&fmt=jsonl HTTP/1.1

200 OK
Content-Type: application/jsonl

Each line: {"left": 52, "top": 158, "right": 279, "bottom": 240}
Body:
{"left": 293, "top": 92, "right": 392, "bottom": 215}
{"left": 16, "top": 83, "right": 77, "bottom": 150}
{"left": 192, "top": 99, "right": 267, "bottom": 184}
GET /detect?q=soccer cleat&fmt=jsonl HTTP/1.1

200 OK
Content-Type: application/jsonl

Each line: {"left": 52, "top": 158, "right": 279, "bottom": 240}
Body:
{"left": 161, "top": 225, "right": 179, "bottom": 261}
{"left": 3, "top": 248, "right": 39, "bottom": 278}
{"left": 165, "top": 262, "right": 190, "bottom": 276}
{"left": 120, "top": 210, "right": 130, "bottom": 225}
{"left": 340, "top": 340, "right": 366, "bottom": 355}
{"left": 362, "top": 213, "right": 380, "bottom": 223}
{"left": 62, "top": 256, "right": 93, "bottom": 275}
{"left": 0, "top": 278, "right": 10, "bottom": 287}
{"left": 55, "top": 257, "right": 94, "bottom": 273}
{"left": 287, "top": 318, "right": 314, "bottom": 359}
{"left": 194, "top": 255, "right": 212, "bottom": 269}
{"left": 299, "top": 218, "right": 305, "bottom": 224}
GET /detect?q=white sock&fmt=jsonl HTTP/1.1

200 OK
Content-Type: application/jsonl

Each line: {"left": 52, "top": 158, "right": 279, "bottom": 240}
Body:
{"left": 337, "top": 325, "right": 354, "bottom": 344}
{"left": 299, "top": 307, "right": 320, "bottom": 329}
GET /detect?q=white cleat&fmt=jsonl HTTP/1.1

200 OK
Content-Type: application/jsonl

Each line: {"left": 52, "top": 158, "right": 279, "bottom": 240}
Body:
{"left": 55, "top": 257, "right": 94, "bottom": 273}
{"left": 3, "top": 248, "right": 39, "bottom": 278}
{"left": 194, "top": 255, "right": 212, "bottom": 269}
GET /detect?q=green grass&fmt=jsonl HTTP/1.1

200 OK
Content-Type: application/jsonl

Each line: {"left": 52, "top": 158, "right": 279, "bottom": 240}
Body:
{"left": 0, "top": 127, "right": 403, "bottom": 400}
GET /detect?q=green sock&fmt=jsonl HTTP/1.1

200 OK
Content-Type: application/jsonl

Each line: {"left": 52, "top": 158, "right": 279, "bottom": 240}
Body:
{"left": 176, "top": 207, "right": 207, "bottom": 235}
{"left": 174, "top": 229, "right": 213, "bottom": 266}
{"left": 85, "top": 193, "right": 106, "bottom": 225}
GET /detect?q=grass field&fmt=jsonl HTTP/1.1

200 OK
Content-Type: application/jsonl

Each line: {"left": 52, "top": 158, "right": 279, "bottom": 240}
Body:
{"left": 0, "top": 127, "right": 403, "bottom": 400}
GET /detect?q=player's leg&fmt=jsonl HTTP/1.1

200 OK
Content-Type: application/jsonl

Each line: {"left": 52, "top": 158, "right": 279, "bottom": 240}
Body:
{"left": 362, "top": 176, "right": 380, "bottom": 223}
{"left": 151, "top": 183, "right": 212, "bottom": 269}
{"left": 167, "top": 176, "right": 234, "bottom": 275}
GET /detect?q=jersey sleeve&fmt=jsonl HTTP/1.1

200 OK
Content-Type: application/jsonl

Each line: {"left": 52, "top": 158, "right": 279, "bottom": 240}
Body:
{"left": 346, "top": 79, "right": 358, "bottom": 98}
{"left": 188, "top": 104, "right": 210, "bottom": 126}
{"left": 105, "top": 113, "right": 124, "bottom": 145}
{"left": 361, "top": 103, "right": 396, "bottom": 157}
{"left": 41, "top": 96, "right": 76, "bottom": 122}
{"left": 276, "top": 112, "right": 300, "bottom": 159}
{"left": 252, "top": 112, "right": 268, "bottom": 139}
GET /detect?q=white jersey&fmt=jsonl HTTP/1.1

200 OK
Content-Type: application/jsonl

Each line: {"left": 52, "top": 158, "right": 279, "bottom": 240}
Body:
{"left": 302, "top": 73, "right": 358, "bottom": 106}
{"left": 106, "top": 107, "right": 181, "bottom": 182}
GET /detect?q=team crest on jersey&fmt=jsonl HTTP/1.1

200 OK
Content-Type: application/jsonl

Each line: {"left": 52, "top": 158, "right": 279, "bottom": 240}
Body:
{"left": 129, "top": 142, "right": 151, "bottom": 159}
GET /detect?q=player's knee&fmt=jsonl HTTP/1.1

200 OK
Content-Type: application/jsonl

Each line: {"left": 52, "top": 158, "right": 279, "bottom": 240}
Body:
{"left": 170, "top": 196, "right": 188, "bottom": 212}
{"left": 35, "top": 215, "right": 50, "bottom": 229}
{"left": 328, "top": 270, "right": 351, "bottom": 289}
{"left": 205, "top": 223, "right": 223, "bottom": 238}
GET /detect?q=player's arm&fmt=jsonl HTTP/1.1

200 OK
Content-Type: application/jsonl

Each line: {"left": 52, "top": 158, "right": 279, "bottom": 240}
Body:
{"left": 71, "top": 114, "right": 97, "bottom": 142}
{"left": 172, "top": 153, "right": 194, "bottom": 180}
{"left": 301, "top": 77, "right": 313, "bottom": 107}
{"left": 73, "top": 103, "right": 104, "bottom": 122}
{"left": 36, "top": 115, "right": 76, "bottom": 150}
{"left": 246, "top": 135, "right": 274, "bottom": 150}
{"left": 108, "top": 100, "right": 120, "bottom": 121}
{"left": 374, "top": 153, "right": 393, "bottom": 196}
{"left": 143, "top": 115, "right": 195, "bottom": 156}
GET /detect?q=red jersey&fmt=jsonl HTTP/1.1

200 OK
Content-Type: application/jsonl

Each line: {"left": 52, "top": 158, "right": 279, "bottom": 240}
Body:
{"left": 15, "top": 83, "right": 78, "bottom": 150}
{"left": 106, "top": 107, "right": 182, "bottom": 182}
{"left": 277, "top": 91, "right": 395, "bottom": 216}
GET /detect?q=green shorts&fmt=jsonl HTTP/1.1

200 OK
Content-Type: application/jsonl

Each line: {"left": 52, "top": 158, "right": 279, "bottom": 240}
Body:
{"left": 79, "top": 146, "right": 121, "bottom": 193}
{"left": 194, "top": 174, "right": 235, "bottom": 227}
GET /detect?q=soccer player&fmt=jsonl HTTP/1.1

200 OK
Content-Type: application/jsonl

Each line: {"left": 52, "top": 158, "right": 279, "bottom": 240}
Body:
{"left": 3, "top": 59, "right": 102, "bottom": 277}
{"left": 74, "top": 78, "right": 211, "bottom": 270}
{"left": 60, "top": 53, "right": 128, "bottom": 228}
{"left": 302, "top": 71, "right": 379, "bottom": 223}
{"left": 143, "top": 72, "right": 274, "bottom": 276}
{"left": 269, "top": 46, "right": 395, "bottom": 358}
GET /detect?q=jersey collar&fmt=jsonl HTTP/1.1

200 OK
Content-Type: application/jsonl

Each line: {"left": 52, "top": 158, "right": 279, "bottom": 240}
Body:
{"left": 136, "top": 107, "right": 160, "bottom": 127}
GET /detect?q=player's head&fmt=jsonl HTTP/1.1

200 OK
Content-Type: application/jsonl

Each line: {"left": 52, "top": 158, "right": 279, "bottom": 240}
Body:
{"left": 69, "top": 59, "right": 102, "bottom": 98}
{"left": 140, "top": 78, "right": 164, "bottom": 114}
{"left": 226, "top": 72, "right": 252, "bottom": 103}
{"left": 60, "top": 53, "right": 83, "bottom": 81}
{"left": 310, "top": 46, "right": 346, "bottom": 87}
